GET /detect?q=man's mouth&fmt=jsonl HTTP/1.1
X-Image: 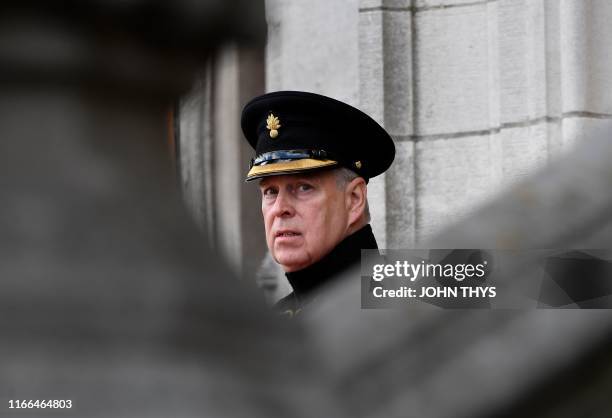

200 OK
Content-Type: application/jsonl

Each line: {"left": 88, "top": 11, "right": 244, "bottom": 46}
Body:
{"left": 275, "top": 230, "right": 301, "bottom": 238}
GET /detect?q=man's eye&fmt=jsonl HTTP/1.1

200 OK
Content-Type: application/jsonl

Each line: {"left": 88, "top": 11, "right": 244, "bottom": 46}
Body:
{"left": 262, "top": 187, "right": 278, "bottom": 197}
{"left": 297, "top": 184, "right": 313, "bottom": 192}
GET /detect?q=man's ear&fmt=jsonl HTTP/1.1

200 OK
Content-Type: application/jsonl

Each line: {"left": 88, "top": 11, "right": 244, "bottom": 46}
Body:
{"left": 345, "top": 177, "right": 367, "bottom": 227}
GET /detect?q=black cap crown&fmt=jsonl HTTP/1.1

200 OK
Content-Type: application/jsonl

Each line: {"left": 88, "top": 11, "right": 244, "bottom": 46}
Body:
{"left": 241, "top": 91, "right": 395, "bottom": 181}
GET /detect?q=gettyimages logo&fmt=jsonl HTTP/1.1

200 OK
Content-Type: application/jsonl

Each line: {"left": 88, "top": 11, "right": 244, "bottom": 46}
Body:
{"left": 371, "top": 259, "right": 488, "bottom": 282}
{"left": 370, "top": 258, "right": 494, "bottom": 301}
{"left": 362, "top": 249, "right": 496, "bottom": 308}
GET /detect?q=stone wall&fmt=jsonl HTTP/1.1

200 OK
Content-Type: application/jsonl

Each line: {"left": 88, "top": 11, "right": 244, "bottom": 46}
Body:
{"left": 265, "top": 0, "right": 612, "bottom": 247}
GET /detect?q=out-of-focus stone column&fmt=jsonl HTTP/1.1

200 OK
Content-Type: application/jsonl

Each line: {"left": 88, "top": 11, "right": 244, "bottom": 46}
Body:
{"left": 179, "top": 63, "right": 216, "bottom": 244}
{"left": 213, "top": 46, "right": 267, "bottom": 279}
{"left": 179, "top": 45, "right": 267, "bottom": 281}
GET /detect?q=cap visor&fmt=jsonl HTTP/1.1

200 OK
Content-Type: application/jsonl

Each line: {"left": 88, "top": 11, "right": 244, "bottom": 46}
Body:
{"left": 246, "top": 159, "right": 337, "bottom": 181}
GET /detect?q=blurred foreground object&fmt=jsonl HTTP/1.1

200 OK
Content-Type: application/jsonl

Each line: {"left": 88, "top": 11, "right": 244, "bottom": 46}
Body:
{"left": 0, "top": 2, "right": 325, "bottom": 418}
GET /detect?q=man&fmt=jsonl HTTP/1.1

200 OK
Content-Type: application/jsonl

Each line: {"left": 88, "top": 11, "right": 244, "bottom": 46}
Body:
{"left": 241, "top": 91, "right": 395, "bottom": 315}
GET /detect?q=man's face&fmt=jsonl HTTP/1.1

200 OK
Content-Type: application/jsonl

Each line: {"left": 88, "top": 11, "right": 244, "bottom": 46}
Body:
{"left": 259, "top": 170, "right": 351, "bottom": 272}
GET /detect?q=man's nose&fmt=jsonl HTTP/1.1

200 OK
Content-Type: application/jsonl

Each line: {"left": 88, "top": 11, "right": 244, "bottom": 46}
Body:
{"left": 270, "top": 189, "right": 295, "bottom": 218}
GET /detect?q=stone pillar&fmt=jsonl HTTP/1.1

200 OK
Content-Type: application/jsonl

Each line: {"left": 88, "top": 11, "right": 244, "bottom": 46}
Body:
{"left": 211, "top": 45, "right": 267, "bottom": 279}
{"left": 179, "top": 63, "right": 216, "bottom": 244}
{"left": 179, "top": 46, "right": 267, "bottom": 281}
{"left": 359, "top": 0, "right": 415, "bottom": 248}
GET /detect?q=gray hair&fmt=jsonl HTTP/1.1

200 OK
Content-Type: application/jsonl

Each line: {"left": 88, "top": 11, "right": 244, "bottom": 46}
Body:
{"left": 333, "top": 167, "right": 371, "bottom": 222}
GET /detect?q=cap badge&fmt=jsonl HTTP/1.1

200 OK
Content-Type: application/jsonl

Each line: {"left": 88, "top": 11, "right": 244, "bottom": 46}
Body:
{"left": 266, "top": 114, "right": 281, "bottom": 138}
{"left": 355, "top": 161, "right": 362, "bottom": 169}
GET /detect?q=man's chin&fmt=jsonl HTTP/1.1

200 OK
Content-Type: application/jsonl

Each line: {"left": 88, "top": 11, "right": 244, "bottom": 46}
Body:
{"left": 273, "top": 251, "right": 311, "bottom": 273}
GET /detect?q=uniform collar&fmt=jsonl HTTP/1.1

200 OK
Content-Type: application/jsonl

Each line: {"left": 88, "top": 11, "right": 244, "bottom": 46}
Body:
{"left": 284, "top": 224, "right": 378, "bottom": 303}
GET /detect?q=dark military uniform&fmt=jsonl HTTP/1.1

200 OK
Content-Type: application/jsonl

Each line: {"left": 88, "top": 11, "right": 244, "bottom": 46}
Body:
{"left": 275, "top": 224, "right": 378, "bottom": 316}
{"left": 241, "top": 91, "right": 395, "bottom": 315}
